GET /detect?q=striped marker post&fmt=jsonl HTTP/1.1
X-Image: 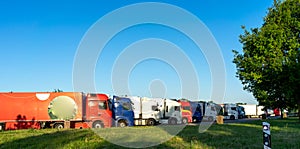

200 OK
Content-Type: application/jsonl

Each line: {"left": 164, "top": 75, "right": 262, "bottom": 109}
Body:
{"left": 263, "top": 122, "right": 271, "bottom": 149}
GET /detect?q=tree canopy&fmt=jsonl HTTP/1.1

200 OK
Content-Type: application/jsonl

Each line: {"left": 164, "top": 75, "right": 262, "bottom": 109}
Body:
{"left": 233, "top": 0, "right": 300, "bottom": 117}
{"left": 53, "top": 89, "right": 63, "bottom": 92}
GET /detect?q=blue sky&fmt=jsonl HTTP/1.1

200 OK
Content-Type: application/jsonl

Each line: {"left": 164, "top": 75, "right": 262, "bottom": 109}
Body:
{"left": 0, "top": 1, "right": 274, "bottom": 104}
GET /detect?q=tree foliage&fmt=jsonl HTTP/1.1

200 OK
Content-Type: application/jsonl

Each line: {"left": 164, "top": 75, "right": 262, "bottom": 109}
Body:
{"left": 233, "top": 0, "right": 300, "bottom": 117}
{"left": 53, "top": 89, "right": 63, "bottom": 92}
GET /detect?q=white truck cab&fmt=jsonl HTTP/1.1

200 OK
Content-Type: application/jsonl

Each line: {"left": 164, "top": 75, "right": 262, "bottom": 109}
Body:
{"left": 222, "top": 103, "right": 238, "bottom": 120}
{"left": 157, "top": 98, "right": 182, "bottom": 125}
{"left": 129, "top": 96, "right": 160, "bottom": 126}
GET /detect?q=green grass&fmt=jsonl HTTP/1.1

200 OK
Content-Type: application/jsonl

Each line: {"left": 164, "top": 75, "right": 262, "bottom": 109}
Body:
{"left": 0, "top": 118, "right": 299, "bottom": 149}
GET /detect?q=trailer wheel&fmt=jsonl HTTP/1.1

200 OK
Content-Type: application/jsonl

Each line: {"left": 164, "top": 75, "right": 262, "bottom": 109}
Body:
{"left": 54, "top": 123, "right": 64, "bottom": 129}
{"left": 92, "top": 121, "right": 104, "bottom": 129}
{"left": 0, "top": 123, "right": 5, "bottom": 131}
{"left": 182, "top": 118, "right": 188, "bottom": 124}
{"left": 230, "top": 115, "right": 235, "bottom": 120}
{"left": 40, "top": 122, "right": 46, "bottom": 129}
{"left": 147, "top": 119, "right": 156, "bottom": 126}
{"left": 118, "top": 120, "right": 127, "bottom": 127}
{"left": 168, "top": 118, "right": 177, "bottom": 125}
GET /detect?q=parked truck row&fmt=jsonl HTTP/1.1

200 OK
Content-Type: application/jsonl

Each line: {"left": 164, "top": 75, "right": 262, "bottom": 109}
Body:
{"left": 0, "top": 92, "right": 135, "bottom": 130}
{"left": 0, "top": 92, "right": 224, "bottom": 130}
{"left": 218, "top": 103, "right": 278, "bottom": 119}
{"left": 1, "top": 92, "right": 274, "bottom": 131}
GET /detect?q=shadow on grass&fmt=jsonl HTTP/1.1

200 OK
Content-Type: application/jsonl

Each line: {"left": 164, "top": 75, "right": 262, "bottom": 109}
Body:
{"left": 0, "top": 128, "right": 177, "bottom": 149}
{"left": 0, "top": 129, "right": 129, "bottom": 149}
{"left": 0, "top": 129, "right": 90, "bottom": 149}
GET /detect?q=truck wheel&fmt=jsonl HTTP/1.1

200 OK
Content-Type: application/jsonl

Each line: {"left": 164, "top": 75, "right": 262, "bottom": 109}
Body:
{"left": 230, "top": 115, "right": 235, "bottom": 120}
{"left": 118, "top": 120, "right": 127, "bottom": 127}
{"left": 168, "top": 118, "right": 177, "bottom": 125}
{"left": 0, "top": 123, "right": 4, "bottom": 131}
{"left": 147, "top": 119, "right": 156, "bottom": 126}
{"left": 40, "top": 122, "right": 46, "bottom": 129}
{"left": 54, "top": 123, "right": 64, "bottom": 129}
{"left": 92, "top": 121, "right": 104, "bottom": 129}
{"left": 182, "top": 118, "right": 188, "bottom": 124}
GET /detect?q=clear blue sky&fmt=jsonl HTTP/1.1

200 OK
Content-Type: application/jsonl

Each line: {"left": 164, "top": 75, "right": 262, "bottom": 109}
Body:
{"left": 0, "top": 1, "right": 274, "bottom": 104}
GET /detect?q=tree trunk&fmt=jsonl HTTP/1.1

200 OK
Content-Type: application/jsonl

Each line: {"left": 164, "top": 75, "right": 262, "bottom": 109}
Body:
{"left": 280, "top": 108, "right": 284, "bottom": 119}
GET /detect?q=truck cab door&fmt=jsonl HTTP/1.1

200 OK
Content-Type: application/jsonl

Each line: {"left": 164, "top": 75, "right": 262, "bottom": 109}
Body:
{"left": 88, "top": 100, "right": 100, "bottom": 118}
{"left": 87, "top": 100, "right": 112, "bottom": 124}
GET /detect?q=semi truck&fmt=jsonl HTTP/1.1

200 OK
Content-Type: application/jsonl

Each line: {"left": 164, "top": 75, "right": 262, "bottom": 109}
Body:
{"left": 190, "top": 101, "right": 218, "bottom": 122}
{"left": 0, "top": 92, "right": 133, "bottom": 130}
{"left": 128, "top": 97, "right": 182, "bottom": 125}
{"left": 110, "top": 95, "right": 134, "bottom": 127}
{"left": 239, "top": 104, "right": 265, "bottom": 118}
{"left": 157, "top": 98, "right": 182, "bottom": 125}
{"left": 190, "top": 101, "right": 203, "bottom": 122}
{"left": 200, "top": 102, "right": 218, "bottom": 122}
{"left": 221, "top": 103, "right": 238, "bottom": 120}
{"left": 177, "top": 99, "right": 192, "bottom": 124}
{"left": 128, "top": 96, "right": 160, "bottom": 126}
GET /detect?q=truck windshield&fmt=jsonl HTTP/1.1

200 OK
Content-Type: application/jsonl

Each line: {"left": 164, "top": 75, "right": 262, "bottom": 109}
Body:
{"left": 116, "top": 99, "right": 133, "bottom": 111}
{"left": 121, "top": 102, "right": 132, "bottom": 110}
{"left": 175, "top": 106, "right": 180, "bottom": 111}
{"left": 98, "top": 101, "right": 107, "bottom": 110}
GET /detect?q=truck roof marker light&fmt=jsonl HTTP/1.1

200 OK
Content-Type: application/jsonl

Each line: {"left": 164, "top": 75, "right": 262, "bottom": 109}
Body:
{"left": 36, "top": 93, "right": 50, "bottom": 101}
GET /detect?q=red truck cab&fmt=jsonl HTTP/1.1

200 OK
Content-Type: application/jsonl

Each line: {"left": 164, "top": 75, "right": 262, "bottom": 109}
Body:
{"left": 83, "top": 93, "right": 112, "bottom": 128}
{"left": 178, "top": 100, "right": 192, "bottom": 124}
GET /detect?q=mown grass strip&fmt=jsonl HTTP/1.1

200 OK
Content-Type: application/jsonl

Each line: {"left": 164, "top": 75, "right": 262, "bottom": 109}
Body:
{"left": 0, "top": 118, "right": 299, "bottom": 149}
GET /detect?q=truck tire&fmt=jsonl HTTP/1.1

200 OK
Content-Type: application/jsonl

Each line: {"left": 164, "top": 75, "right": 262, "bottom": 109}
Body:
{"left": 0, "top": 123, "right": 4, "bottom": 131}
{"left": 40, "top": 122, "right": 46, "bottom": 129}
{"left": 54, "top": 123, "right": 64, "bottom": 129}
{"left": 92, "top": 121, "right": 104, "bottom": 129}
{"left": 147, "top": 119, "right": 156, "bottom": 126}
{"left": 182, "top": 118, "right": 188, "bottom": 124}
{"left": 168, "top": 118, "right": 177, "bottom": 125}
{"left": 230, "top": 115, "right": 235, "bottom": 120}
{"left": 118, "top": 120, "right": 127, "bottom": 127}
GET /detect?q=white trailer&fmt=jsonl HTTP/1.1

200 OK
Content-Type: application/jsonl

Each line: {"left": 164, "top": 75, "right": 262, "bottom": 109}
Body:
{"left": 156, "top": 98, "right": 182, "bottom": 125}
{"left": 222, "top": 103, "right": 239, "bottom": 120}
{"left": 201, "top": 102, "right": 218, "bottom": 122}
{"left": 129, "top": 96, "right": 160, "bottom": 126}
{"left": 239, "top": 104, "right": 265, "bottom": 118}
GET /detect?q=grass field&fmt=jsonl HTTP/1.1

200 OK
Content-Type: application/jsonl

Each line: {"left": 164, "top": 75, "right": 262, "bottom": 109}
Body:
{"left": 0, "top": 118, "right": 299, "bottom": 149}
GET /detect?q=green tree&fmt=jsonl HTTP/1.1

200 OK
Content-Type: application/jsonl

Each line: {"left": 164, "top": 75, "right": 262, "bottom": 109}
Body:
{"left": 53, "top": 89, "right": 63, "bottom": 92}
{"left": 233, "top": 0, "right": 300, "bottom": 119}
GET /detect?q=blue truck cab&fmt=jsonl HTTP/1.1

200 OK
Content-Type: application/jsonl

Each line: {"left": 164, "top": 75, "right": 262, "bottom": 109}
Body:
{"left": 190, "top": 101, "right": 203, "bottom": 122}
{"left": 110, "top": 96, "right": 134, "bottom": 127}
